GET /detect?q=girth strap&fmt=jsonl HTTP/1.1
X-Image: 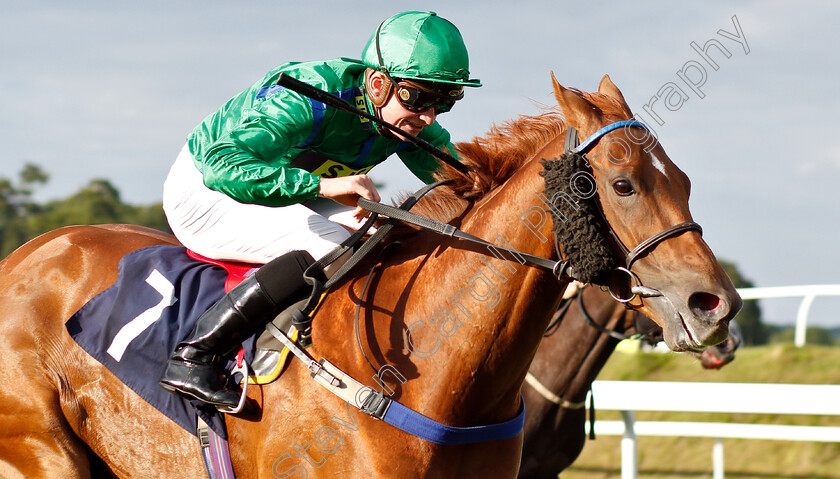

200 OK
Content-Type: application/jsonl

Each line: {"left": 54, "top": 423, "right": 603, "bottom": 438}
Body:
{"left": 196, "top": 417, "right": 236, "bottom": 479}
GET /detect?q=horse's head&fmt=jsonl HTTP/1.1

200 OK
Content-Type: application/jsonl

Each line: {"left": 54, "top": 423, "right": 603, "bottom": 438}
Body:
{"left": 549, "top": 73, "right": 742, "bottom": 352}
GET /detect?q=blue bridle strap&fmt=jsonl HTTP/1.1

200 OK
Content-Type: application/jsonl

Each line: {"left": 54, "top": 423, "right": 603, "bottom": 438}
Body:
{"left": 574, "top": 120, "right": 649, "bottom": 154}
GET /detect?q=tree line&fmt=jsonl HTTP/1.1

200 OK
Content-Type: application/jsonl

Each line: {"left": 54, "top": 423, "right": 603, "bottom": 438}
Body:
{"left": 0, "top": 163, "right": 169, "bottom": 258}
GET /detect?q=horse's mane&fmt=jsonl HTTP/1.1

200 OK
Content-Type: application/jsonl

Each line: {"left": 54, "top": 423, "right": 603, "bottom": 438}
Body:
{"left": 400, "top": 110, "right": 565, "bottom": 222}
{"left": 396, "top": 88, "right": 629, "bottom": 223}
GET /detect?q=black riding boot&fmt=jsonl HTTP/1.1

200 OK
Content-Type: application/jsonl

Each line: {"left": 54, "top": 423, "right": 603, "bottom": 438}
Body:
{"left": 159, "top": 250, "right": 318, "bottom": 408}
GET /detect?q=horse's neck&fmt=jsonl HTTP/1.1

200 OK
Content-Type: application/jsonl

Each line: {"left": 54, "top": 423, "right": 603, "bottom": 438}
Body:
{"left": 307, "top": 146, "right": 568, "bottom": 426}
{"left": 396, "top": 155, "right": 568, "bottom": 423}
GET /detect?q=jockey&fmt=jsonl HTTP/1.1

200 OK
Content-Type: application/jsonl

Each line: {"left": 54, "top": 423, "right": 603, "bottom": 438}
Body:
{"left": 158, "top": 11, "right": 481, "bottom": 409}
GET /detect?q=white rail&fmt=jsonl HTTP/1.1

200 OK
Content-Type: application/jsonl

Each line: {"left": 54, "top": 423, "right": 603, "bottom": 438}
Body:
{"left": 584, "top": 381, "right": 840, "bottom": 479}
{"left": 736, "top": 284, "right": 840, "bottom": 347}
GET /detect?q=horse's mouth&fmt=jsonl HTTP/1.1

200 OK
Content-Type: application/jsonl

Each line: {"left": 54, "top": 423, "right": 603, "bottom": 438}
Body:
{"left": 677, "top": 313, "right": 706, "bottom": 353}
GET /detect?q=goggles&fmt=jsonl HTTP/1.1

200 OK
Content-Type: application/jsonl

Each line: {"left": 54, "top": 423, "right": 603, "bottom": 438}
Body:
{"left": 393, "top": 78, "right": 464, "bottom": 114}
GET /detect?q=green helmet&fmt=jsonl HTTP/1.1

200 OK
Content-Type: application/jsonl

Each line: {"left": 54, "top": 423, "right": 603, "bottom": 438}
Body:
{"left": 362, "top": 11, "right": 481, "bottom": 87}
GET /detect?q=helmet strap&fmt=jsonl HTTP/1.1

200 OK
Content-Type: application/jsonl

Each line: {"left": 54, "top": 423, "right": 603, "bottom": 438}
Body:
{"left": 365, "top": 21, "right": 406, "bottom": 140}
{"left": 368, "top": 22, "right": 394, "bottom": 109}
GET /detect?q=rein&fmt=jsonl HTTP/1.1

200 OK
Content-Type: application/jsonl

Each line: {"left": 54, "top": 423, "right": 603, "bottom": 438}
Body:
{"left": 352, "top": 121, "right": 705, "bottom": 306}
{"left": 279, "top": 78, "right": 702, "bottom": 301}
{"left": 524, "top": 373, "right": 587, "bottom": 410}
{"left": 355, "top": 198, "right": 575, "bottom": 278}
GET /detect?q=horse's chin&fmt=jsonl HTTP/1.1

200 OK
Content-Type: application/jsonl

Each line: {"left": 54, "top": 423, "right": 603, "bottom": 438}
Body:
{"left": 663, "top": 313, "right": 706, "bottom": 353}
{"left": 646, "top": 295, "right": 729, "bottom": 353}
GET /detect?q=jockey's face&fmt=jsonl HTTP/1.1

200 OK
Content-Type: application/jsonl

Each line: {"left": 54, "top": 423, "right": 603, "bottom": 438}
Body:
{"left": 368, "top": 71, "right": 436, "bottom": 141}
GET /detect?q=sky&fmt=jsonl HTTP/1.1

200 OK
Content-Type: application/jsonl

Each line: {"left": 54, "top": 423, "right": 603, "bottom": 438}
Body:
{"left": 2, "top": 1, "right": 838, "bottom": 328}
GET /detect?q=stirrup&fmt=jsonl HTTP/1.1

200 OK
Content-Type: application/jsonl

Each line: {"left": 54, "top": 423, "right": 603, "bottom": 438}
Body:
{"left": 216, "top": 357, "right": 249, "bottom": 414}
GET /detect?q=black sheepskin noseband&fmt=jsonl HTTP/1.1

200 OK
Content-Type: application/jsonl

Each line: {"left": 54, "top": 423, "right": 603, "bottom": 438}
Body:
{"left": 540, "top": 151, "right": 617, "bottom": 284}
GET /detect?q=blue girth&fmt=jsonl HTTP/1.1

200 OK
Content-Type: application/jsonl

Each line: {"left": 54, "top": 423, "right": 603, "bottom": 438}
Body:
{"left": 378, "top": 395, "right": 525, "bottom": 445}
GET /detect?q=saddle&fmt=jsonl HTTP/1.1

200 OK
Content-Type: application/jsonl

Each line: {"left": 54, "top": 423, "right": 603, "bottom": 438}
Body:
{"left": 185, "top": 249, "right": 306, "bottom": 385}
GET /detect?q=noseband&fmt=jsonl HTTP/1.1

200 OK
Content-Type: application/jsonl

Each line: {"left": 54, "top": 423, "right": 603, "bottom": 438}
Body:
{"left": 564, "top": 120, "right": 703, "bottom": 303}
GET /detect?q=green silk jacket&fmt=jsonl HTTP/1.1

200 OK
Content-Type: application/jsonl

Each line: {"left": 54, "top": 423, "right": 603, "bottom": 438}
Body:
{"left": 186, "top": 58, "right": 456, "bottom": 207}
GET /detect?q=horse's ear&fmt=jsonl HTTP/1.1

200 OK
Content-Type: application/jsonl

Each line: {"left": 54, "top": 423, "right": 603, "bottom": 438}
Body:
{"left": 598, "top": 75, "right": 630, "bottom": 109}
{"left": 551, "top": 71, "right": 590, "bottom": 127}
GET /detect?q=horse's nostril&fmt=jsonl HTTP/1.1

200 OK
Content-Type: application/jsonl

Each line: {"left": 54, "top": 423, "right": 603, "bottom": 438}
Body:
{"left": 689, "top": 292, "right": 723, "bottom": 315}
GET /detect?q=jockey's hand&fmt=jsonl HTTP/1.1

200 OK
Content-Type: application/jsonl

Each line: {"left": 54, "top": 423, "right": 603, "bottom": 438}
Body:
{"left": 318, "top": 175, "right": 381, "bottom": 221}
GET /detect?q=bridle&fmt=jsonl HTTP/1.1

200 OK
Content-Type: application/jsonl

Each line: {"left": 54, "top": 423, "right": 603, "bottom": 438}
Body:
{"left": 526, "top": 284, "right": 662, "bottom": 420}
{"left": 563, "top": 120, "right": 703, "bottom": 304}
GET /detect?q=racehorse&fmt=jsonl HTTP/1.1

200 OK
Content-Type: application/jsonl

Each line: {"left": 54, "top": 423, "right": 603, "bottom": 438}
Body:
{"left": 518, "top": 284, "right": 741, "bottom": 479}
{"left": 0, "top": 74, "right": 741, "bottom": 478}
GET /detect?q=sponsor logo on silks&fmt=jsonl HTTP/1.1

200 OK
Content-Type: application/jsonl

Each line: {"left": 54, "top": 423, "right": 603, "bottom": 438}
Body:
{"left": 312, "top": 159, "right": 374, "bottom": 179}
{"left": 355, "top": 94, "right": 370, "bottom": 124}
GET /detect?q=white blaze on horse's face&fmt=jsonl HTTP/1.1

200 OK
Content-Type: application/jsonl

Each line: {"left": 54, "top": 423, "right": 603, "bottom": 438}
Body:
{"left": 651, "top": 152, "right": 668, "bottom": 177}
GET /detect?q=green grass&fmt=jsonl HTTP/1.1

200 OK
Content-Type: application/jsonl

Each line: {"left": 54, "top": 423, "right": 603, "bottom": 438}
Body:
{"left": 562, "top": 344, "right": 840, "bottom": 479}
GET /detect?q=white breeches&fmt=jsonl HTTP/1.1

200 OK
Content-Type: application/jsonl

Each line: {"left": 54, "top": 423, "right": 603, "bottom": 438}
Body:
{"left": 162, "top": 144, "right": 365, "bottom": 266}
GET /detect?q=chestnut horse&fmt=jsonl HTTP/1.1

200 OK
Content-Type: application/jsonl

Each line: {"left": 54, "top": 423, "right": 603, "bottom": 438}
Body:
{"left": 0, "top": 75, "right": 740, "bottom": 478}
{"left": 518, "top": 284, "right": 741, "bottom": 479}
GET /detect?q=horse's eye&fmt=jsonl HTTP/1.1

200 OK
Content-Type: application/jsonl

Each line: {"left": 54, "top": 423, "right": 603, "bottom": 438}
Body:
{"left": 612, "top": 180, "right": 634, "bottom": 196}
